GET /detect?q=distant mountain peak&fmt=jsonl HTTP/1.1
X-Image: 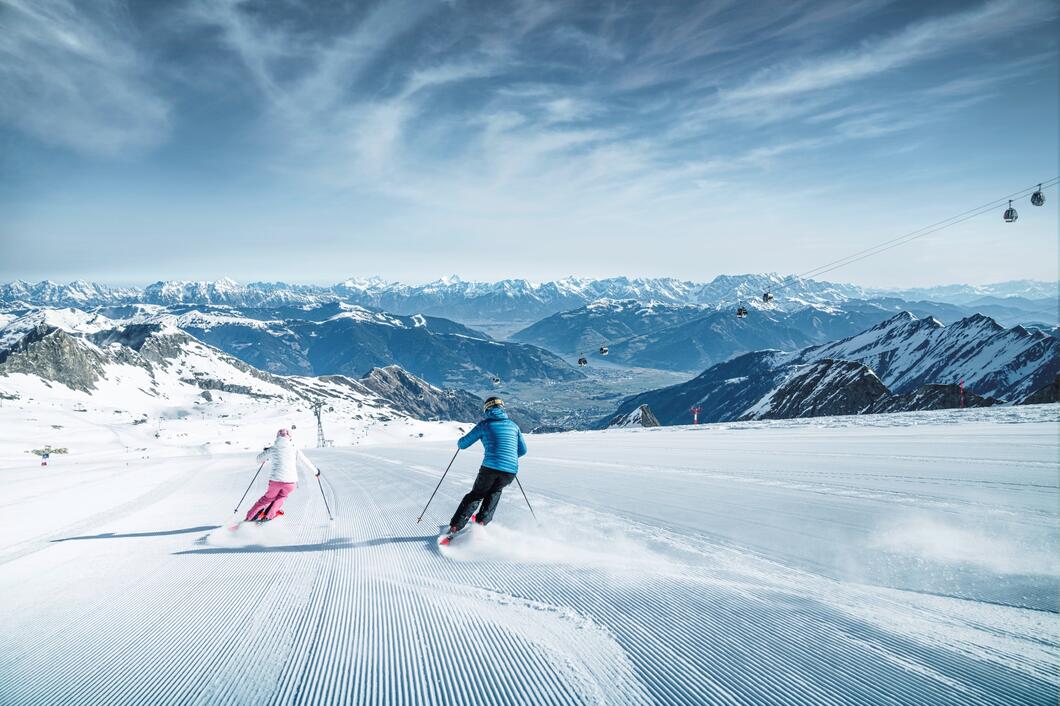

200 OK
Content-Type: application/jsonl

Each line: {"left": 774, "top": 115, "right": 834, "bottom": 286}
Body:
{"left": 609, "top": 310, "right": 1058, "bottom": 426}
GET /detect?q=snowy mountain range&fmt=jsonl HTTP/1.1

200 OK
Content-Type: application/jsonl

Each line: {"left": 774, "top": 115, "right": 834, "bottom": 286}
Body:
{"left": 878, "top": 280, "right": 1058, "bottom": 304}
{"left": 5, "top": 276, "right": 1054, "bottom": 326}
{"left": 98, "top": 302, "right": 583, "bottom": 389}
{"left": 0, "top": 309, "right": 487, "bottom": 428}
{"left": 516, "top": 297, "right": 998, "bottom": 373}
{"left": 510, "top": 299, "right": 710, "bottom": 354}
{"left": 607, "top": 312, "right": 1059, "bottom": 425}
{"left": 799, "top": 312, "right": 1055, "bottom": 400}
{"left": 4, "top": 278, "right": 1056, "bottom": 432}
{"left": 0, "top": 275, "right": 843, "bottom": 319}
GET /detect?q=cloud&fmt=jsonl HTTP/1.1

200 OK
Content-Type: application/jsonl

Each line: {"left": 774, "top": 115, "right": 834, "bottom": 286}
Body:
{"left": 538, "top": 96, "right": 599, "bottom": 125}
{"left": 723, "top": 0, "right": 1047, "bottom": 103}
{"left": 181, "top": 0, "right": 1048, "bottom": 235}
{"left": 0, "top": 0, "right": 170, "bottom": 155}
{"left": 551, "top": 25, "right": 625, "bottom": 62}
{"left": 401, "top": 62, "right": 501, "bottom": 98}
{"left": 182, "top": 0, "right": 493, "bottom": 184}
{"left": 7, "top": 0, "right": 1052, "bottom": 269}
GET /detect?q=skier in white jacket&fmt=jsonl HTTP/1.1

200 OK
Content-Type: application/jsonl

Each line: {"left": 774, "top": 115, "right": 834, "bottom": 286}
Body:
{"left": 245, "top": 428, "right": 320, "bottom": 522}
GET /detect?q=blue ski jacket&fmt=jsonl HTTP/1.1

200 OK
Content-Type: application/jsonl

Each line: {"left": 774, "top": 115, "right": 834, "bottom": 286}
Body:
{"left": 457, "top": 407, "right": 527, "bottom": 474}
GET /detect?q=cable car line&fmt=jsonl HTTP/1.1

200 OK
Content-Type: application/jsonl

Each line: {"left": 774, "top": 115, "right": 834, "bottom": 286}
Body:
{"left": 759, "top": 177, "right": 1058, "bottom": 305}
{"left": 793, "top": 177, "right": 1056, "bottom": 283}
{"left": 792, "top": 179, "right": 1056, "bottom": 285}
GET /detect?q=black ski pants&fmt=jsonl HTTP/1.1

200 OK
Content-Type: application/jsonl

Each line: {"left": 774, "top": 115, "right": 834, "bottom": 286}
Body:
{"left": 449, "top": 466, "right": 516, "bottom": 530}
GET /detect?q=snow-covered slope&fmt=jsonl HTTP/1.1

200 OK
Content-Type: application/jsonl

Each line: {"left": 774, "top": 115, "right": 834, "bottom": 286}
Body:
{"left": 0, "top": 407, "right": 1055, "bottom": 704}
{"left": 0, "top": 307, "right": 115, "bottom": 351}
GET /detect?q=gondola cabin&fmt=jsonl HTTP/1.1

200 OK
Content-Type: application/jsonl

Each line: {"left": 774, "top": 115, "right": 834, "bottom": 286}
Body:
{"left": 1031, "top": 185, "right": 1045, "bottom": 207}
{"left": 1003, "top": 200, "right": 1018, "bottom": 223}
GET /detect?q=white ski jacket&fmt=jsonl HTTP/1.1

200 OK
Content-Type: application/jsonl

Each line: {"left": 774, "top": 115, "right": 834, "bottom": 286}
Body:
{"left": 256, "top": 436, "right": 319, "bottom": 484}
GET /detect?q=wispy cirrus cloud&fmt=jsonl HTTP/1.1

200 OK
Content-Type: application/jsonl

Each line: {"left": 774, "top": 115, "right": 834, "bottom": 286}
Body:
{"left": 0, "top": 0, "right": 169, "bottom": 156}
{"left": 718, "top": 0, "right": 1048, "bottom": 108}
{"left": 8, "top": 0, "right": 1045, "bottom": 189}
{"left": 208, "top": 0, "right": 1045, "bottom": 232}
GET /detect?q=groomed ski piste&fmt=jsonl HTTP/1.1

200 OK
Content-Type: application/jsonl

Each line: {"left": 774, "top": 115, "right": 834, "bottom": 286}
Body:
{"left": 1, "top": 404, "right": 1057, "bottom": 705}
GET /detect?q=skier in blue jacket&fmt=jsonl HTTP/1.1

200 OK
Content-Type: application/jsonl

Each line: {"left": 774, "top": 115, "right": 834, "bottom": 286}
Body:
{"left": 448, "top": 396, "right": 527, "bottom": 533}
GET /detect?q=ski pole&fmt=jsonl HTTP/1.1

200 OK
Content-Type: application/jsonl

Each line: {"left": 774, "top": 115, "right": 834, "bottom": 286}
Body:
{"left": 514, "top": 476, "right": 538, "bottom": 523}
{"left": 316, "top": 472, "right": 334, "bottom": 521}
{"left": 416, "top": 448, "right": 460, "bottom": 523}
{"left": 233, "top": 461, "right": 266, "bottom": 514}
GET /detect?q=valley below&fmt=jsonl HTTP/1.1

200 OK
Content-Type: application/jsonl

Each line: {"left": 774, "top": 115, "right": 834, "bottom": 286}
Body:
{"left": 470, "top": 363, "right": 693, "bottom": 430}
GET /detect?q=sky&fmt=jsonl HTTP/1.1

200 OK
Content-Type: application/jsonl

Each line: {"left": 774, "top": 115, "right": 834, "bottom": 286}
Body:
{"left": 0, "top": 0, "right": 1057, "bottom": 288}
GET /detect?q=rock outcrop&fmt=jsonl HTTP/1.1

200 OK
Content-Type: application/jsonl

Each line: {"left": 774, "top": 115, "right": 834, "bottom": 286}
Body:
{"left": 867, "top": 384, "right": 1000, "bottom": 413}
{"left": 744, "top": 359, "right": 888, "bottom": 420}
{"left": 354, "top": 366, "right": 482, "bottom": 423}
{"left": 0, "top": 325, "right": 108, "bottom": 392}
{"left": 1019, "top": 374, "right": 1060, "bottom": 405}
{"left": 605, "top": 404, "right": 661, "bottom": 428}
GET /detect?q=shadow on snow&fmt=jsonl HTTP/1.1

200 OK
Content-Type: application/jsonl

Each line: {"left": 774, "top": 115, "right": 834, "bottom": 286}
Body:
{"left": 172, "top": 535, "right": 435, "bottom": 556}
{"left": 52, "top": 526, "right": 221, "bottom": 542}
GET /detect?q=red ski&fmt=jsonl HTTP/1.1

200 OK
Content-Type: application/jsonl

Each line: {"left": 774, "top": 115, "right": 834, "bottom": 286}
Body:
{"left": 229, "top": 509, "right": 284, "bottom": 531}
{"left": 438, "top": 515, "right": 478, "bottom": 546}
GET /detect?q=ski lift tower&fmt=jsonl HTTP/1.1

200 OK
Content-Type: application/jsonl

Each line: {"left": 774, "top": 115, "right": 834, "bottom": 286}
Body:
{"left": 311, "top": 401, "right": 327, "bottom": 448}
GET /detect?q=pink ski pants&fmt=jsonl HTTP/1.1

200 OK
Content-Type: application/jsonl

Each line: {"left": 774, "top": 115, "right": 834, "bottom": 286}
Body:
{"left": 245, "top": 481, "right": 296, "bottom": 521}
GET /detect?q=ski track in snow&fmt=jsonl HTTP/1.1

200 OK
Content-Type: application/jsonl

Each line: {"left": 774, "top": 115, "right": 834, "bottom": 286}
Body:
{"left": 1, "top": 417, "right": 1058, "bottom": 704}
